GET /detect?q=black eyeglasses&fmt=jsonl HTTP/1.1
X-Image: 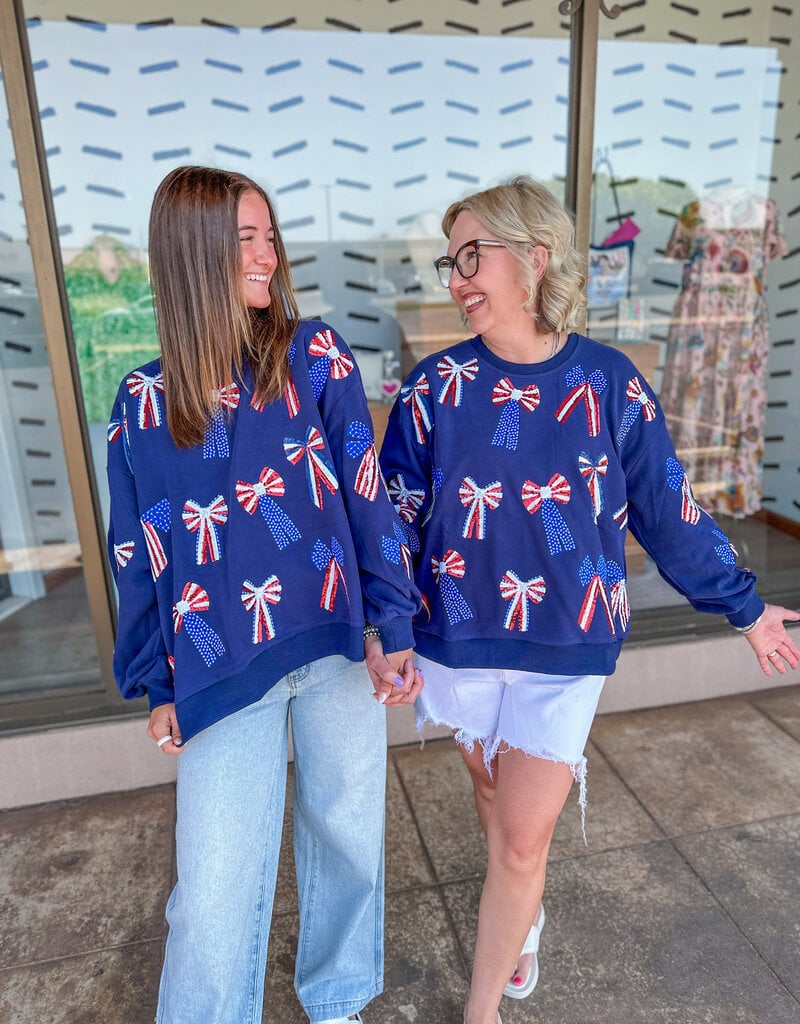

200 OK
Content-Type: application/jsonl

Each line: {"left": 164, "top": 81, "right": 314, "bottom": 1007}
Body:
{"left": 433, "top": 239, "right": 509, "bottom": 289}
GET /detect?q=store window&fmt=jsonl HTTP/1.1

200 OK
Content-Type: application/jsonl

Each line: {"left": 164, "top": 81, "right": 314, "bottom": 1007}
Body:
{"left": 587, "top": 1, "right": 800, "bottom": 628}
{"left": 0, "top": 49, "right": 104, "bottom": 703}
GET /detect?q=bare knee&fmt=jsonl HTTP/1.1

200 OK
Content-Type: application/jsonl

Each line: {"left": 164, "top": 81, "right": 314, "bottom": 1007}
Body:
{"left": 487, "top": 817, "right": 557, "bottom": 877}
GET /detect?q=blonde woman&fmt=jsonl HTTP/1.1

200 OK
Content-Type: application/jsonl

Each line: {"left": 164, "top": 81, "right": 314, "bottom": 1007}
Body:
{"left": 379, "top": 175, "right": 799, "bottom": 1024}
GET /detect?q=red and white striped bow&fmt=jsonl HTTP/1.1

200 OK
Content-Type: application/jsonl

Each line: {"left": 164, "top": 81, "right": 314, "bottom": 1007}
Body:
{"left": 182, "top": 496, "right": 228, "bottom": 565}
{"left": 126, "top": 371, "right": 165, "bottom": 429}
{"left": 432, "top": 549, "right": 466, "bottom": 582}
{"left": 555, "top": 369, "right": 605, "bottom": 437}
{"left": 284, "top": 427, "right": 339, "bottom": 509}
{"left": 241, "top": 576, "right": 282, "bottom": 644}
{"left": 309, "top": 328, "right": 354, "bottom": 380}
{"left": 401, "top": 373, "right": 432, "bottom": 444}
{"left": 578, "top": 453, "right": 608, "bottom": 521}
{"left": 500, "top": 570, "right": 546, "bottom": 632}
{"left": 491, "top": 377, "right": 541, "bottom": 412}
{"left": 459, "top": 477, "right": 503, "bottom": 539}
{"left": 114, "top": 541, "right": 135, "bottom": 569}
{"left": 235, "top": 467, "right": 285, "bottom": 514}
{"left": 172, "top": 582, "right": 209, "bottom": 633}
{"left": 437, "top": 356, "right": 479, "bottom": 406}
{"left": 577, "top": 558, "right": 615, "bottom": 635}
{"left": 521, "top": 473, "right": 571, "bottom": 514}
{"left": 388, "top": 474, "right": 425, "bottom": 523}
{"left": 212, "top": 381, "right": 240, "bottom": 411}
{"left": 610, "top": 578, "right": 630, "bottom": 630}
{"left": 680, "top": 475, "right": 702, "bottom": 525}
{"left": 626, "top": 376, "right": 656, "bottom": 421}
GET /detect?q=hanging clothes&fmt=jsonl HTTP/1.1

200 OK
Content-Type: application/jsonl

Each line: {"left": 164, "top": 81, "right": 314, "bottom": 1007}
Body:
{"left": 659, "top": 188, "right": 786, "bottom": 518}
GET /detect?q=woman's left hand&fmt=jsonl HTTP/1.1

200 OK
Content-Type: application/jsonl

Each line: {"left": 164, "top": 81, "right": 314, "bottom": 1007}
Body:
{"left": 364, "top": 637, "right": 424, "bottom": 706}
{"left": 744, "top": 603, "right": 800, "bottom": 676}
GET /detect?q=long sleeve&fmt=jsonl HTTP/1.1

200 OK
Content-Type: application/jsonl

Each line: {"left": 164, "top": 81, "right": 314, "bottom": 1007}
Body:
{"left": 107, "top": 393, "right": 174, "bottom": 709}
{"left": 616, "top": 394, "right": 763, "bottom": 628}
{"left": 314, "top": 327, "right": 421, "bottom": 652}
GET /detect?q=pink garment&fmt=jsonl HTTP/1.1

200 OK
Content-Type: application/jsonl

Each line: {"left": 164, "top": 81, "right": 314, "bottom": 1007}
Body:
{"left": 601, "top": 216, "right": 640, "bottom": 247}
{"left": 659, "top": 192, "right": 786, "bottom": 517}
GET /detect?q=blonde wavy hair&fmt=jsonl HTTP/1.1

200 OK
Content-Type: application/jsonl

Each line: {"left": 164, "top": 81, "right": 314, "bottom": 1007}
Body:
{"left": 441, "top": 175, "right": 586, "bottom": 334}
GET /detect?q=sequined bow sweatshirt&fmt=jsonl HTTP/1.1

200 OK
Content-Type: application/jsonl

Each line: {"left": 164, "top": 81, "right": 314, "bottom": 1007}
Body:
{"left": 107, "top": 321, "right": 420, "bottom": 741}
{"left": 378, "top": 332, "right": 763, "bottom": 676}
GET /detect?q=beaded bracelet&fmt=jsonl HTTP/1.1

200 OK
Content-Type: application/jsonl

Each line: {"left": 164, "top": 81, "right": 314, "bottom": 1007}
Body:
{"left": 732, "top": 613, "right": 763, "bottom": 635}
{"left": 363, "top": 623, "right": 382, "bottom": 640}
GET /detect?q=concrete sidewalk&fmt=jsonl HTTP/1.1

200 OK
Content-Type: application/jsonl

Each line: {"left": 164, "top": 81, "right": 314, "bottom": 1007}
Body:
{"left": 2, "top": 685, "right": 799, "bottom": 1023}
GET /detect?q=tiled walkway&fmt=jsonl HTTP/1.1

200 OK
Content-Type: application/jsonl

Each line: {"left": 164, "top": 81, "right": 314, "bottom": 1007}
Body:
{"left": 2, "top": 685, "right": 800, "bottom": 1024}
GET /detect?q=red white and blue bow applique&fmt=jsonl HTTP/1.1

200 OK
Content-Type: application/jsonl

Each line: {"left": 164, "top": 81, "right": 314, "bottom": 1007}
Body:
{"left": 346, "top": 420, "right": 382, "bottom": 502}
{"left": 382, "top": 521, "right": 418, "bottom": 578}
{"left": 555, "top": 365, "right": 607, "bottom": 437}
{"left": 499, "top": 569, "right": 546, "bottom": 632}
{"left": 436, "top": 355, "right": 479, "bottom": 406}
{"left": 182, "top": 496, "right": 228, "bottom": 565}
{"left": 309, "top": 328, "right": 354, "bottom": 399}
{"left": 401, "top": 372, "right": 433, "bottom": 445}
{"left": 665, "top": 457, "right": 702, "bottom": 525}
{"left": 577, "top": 555, "right": 615, "bottom": 635}
{"left": 126, "top": 370, "right": 165, "bottom": 430}
{"left": 235, "top": 467, "right": 301, "bottom": 549}
{"left": 459, "top": 477, "right": 504, "bottom": 540}
{"left": 712, "top": 527, "right": 738, "bottom": 565}
{"left": 432, "top": 549, "right": 472, "bottom": 625}
{"left": 140, "top": 498, "right": 171, "bottom": 580}
{"left": 491, "top": 377, "right": 540, "bottom": 451}
{"left": 284, "top": 426, "right": 339, "bottom": 510}
{"left": 606, "top": 559, "right": 629, "bottom": 631}
{"left": 172, "top": 582, "right": 226, "bottom": 666}
{"left": 311, "top": 536, "right": 349, "bottom": 611}
{"left": 113, "top": 540, "right": 135, "bottom": 570}
{"left": 521, "top": 473, "right": 576, "bottom": 555}
{"left": 203, "top": 382, "right": 240, "bottom": 459}
{"left": 616, "top": 376, "right": 657, "bottom": 445}
{"left": 241, "top": 576, "right": 282, "bottom": 643}
{"left": 388, "top": 473, "right": 426, "bottom": 524}
{"left": 578, "top": 452, "right": 608, "bottom": 523}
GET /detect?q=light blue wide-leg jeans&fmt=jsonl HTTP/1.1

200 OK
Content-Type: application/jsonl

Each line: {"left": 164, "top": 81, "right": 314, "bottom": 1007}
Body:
{"left": 156, "top": 655, "right": 387, "bottom": 1024}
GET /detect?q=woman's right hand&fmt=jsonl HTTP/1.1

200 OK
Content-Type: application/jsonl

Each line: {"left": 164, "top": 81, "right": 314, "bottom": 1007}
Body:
{"left": 146, "top": 703, "right": 184, "bottom": 754}
{"left": 364, "top": 637, "right": 424, "bottom": 707}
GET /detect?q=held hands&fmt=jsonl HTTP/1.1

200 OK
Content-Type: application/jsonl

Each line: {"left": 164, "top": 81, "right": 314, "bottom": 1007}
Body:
{"left": 743, "top": 603, "right": 800, "bottom": 676}
{"left": 364, "top": 635, "right": 424, "bottom": 707}
{"left": 147, "top": 703, "right": 184, "bottom": 755}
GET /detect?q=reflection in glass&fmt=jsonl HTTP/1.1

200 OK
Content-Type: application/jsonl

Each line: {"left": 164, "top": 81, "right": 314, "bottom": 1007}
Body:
{"left": 22, "top": 20, "right": 569, "bottom": 439}
{"left": 0, "top": 56, "right": 102, "bottom": 698}
{"left": 587, "top": 10, "right": 799, "bottom": 613}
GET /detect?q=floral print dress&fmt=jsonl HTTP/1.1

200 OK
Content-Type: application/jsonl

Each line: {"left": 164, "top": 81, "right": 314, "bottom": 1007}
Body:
{"left": 659, "top": 190, "right": 786, "bottom": 518}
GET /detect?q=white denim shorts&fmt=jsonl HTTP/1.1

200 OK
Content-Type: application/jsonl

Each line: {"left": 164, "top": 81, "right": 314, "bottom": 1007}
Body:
{"left": 415, "top": 654, "right": 606, "bottom": 817}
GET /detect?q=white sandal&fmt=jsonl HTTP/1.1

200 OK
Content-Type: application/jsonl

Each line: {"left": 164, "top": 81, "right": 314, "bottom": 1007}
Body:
{"left": 502, "top": 904, "right": 545, "bottom": 1000}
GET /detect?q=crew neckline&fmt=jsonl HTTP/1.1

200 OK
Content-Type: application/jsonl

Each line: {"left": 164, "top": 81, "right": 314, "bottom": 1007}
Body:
{"left": 468, "top": 332, "right": 579, "bottom": 375}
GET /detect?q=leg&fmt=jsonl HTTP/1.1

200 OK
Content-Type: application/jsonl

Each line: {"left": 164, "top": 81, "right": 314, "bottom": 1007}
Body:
{"left": 289, "top": 656, "right": 387, "bottom": 1023}
{"left": 461, "top": 747, "right": 574, "bottom": 1024}
{"left": 156, "top": 682, "right": 292, "bottom": 1024}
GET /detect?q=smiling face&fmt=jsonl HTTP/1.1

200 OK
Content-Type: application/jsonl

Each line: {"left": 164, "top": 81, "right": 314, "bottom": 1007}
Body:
{"left": 446, "top": 210, "right": 537, "bottom": 352}
{"left": 238, "top": 189, "right": 277, "bottom": 309}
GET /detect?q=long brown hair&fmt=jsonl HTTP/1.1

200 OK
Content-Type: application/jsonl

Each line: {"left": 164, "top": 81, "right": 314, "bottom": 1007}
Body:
{"left": 148, "top": 166, "right": 299, "bottom": 448}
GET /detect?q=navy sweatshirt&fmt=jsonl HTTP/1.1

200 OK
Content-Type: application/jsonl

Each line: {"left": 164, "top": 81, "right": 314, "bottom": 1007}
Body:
{"left": 379, "top": 332, "right": 763, "bottom": 676}
{"left": 107, "top": 320, "right": 420, "bottom": 741}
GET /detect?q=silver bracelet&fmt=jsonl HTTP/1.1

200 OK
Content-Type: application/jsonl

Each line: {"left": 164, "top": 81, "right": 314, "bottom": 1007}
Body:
{"left": 733, "top": 613, "right": 763, "bottom": 635}
{"left": 363, "top": 623, "right": 381, "bottom": 640}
